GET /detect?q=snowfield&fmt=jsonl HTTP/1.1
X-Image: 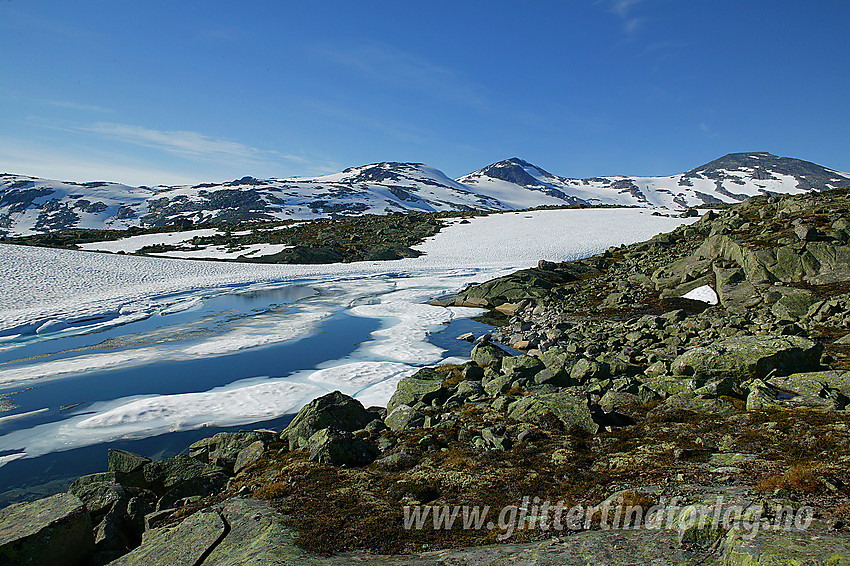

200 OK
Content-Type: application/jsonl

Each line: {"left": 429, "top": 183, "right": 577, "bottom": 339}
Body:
{"left": 0, "top": 208, "right": 698, "bottom": 464}
{"left": 0, "top": 208, "right": 694, "bottom": 335}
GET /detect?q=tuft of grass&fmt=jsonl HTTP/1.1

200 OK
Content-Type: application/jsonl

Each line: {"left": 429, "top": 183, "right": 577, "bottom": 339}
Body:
{"left": 253, "top": 481, "right": 292, "bottom": 500}
{"left": 756, "top": 463, "right": 822, "bottom": 494}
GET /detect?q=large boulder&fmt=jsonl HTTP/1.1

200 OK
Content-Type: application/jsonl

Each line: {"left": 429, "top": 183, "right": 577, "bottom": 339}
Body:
{"left": 306, "top": 427, "right": 378, "bottom": 466}
{"left": 281, "top": 391, "right": 376, "bottom": 450}
{"left": 770, "top": 289, "right": 818, "bottom": 322}
{"left": 671, "top": 335, "right": 822, "bottom": 381}
{"left": 650, "top": 394, "right": 740, "bottom": 417}
{"left": 500, "top": 354, "right": 544, "bottom": 378}
{"left": 769, "top": 370, "right": 850, "bottom": 398}
{"left": 143, "top": 454, "right": 225, "bottom": 493}
{"left": 69, "top": 480, "right": 127, "bottom": 519}
{"left": 189, "top": 430, "right": 278, "bottom": 473}
{"left": 0, "top": 492, "right": 94, "bottom": 566}
{"left": 108, "top": 449, "right": 151, "bottom": 487}
{"left": 713, "top": 265, "right": 761, "bottom": 311}
{"left": 384, "top": 404, "right": 425, "bottom": 431}
{"left": 108, "top": 449, "right": 151, "bottom": 474}
{"left": 470, "top": 342, "right": 509, "bottom": 370}
{"left": 723, "top": 520, "right": 850, "bottom": 565}
{"left": 386, "top": 368, "right": 446, "bottom": 413}
{"left": 507, "top": 391, "right": 600, "bottom": 434}
{"left": 570, "top": 358, "right": 610, "bottom": 382}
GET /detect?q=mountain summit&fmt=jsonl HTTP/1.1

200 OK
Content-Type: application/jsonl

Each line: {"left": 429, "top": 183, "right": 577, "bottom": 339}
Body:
{"left": 1, "top": 153, "right": 848, "bottom": 237}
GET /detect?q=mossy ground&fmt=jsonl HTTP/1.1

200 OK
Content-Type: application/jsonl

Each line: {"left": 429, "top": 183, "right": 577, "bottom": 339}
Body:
{"left": 215, "top": 404, "right": 850, "bottom": 554}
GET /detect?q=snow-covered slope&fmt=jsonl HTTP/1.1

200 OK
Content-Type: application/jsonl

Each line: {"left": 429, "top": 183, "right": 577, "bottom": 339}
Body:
{"left": 459, "top": 153, "right": 850, "bottom": 209}
{"left": 1, "top": 153, "right": 847, "bottom": 237}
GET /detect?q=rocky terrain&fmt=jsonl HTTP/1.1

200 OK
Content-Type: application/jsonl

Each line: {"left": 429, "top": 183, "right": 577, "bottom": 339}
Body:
{"left": 3, "top": 187, "right": 850, "bottom": 565}
{"left": 1, "top": 153, "right": 847, "bottom": 237}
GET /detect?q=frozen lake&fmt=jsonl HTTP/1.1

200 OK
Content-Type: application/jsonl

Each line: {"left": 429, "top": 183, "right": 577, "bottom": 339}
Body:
{"left": 0, "top": 209, "right": 697, "bottom": 503}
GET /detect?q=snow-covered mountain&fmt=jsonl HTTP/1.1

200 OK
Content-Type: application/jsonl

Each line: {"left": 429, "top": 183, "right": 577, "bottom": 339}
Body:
{"left": 1, "top": 153, "right": 848, "bottom": 236}
{"left": 459, "top": 153, "right": 850, "bottom": 210}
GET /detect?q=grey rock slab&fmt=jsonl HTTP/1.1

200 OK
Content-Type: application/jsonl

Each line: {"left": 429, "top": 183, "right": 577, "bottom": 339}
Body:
{"left": 109, "top": 508, "right": 225, "bottom": 566}
{"left": 0, "top": 492, "right": 94, "bottom": 566}
{"left": 203, "top": 498, "right": 326, "bottom": 566}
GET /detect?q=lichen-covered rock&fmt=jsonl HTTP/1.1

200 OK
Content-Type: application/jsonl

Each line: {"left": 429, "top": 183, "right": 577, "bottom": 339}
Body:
{"left": 671, "top": 335, "right": 822, "bottom": 381}
{"left": 108, "top": 449, "right": 151, "bottom": 487}
{"left": 651, "top": 394, "right": 740, "bottom": 417}
{"left": 676, "top": 501, "right": 729, "bottom": 545}
{"left": 306, "top": 427, "right": 378, "bottom": 466}
{"left": 598, "top": 389, "right": 655, "bottom": 414}
{"left": 722, "top": 520, "right": 850, "bottom": 565}
{"left": 143, "top": 454, "right": 224, "bottom": 494}
{"left": 109, "top": 509, "right": 225, "bottom": 566}
{"left": 156, "top": 472, "right": 229, "bottom": 511}
{"left": 745, "top": 379, "right": 786, "bottom": 411}
{"left": 69, "top": 480, "right": 126, "bottom": 518}
{"left": 93, "top": 495, "right": 139, "bottom": 558}
{"left": 202, "top": 498, "right": 321, "bottom": 566}
{"left": 714, "top": 264, "right": 761, "bottom": 311}
{"left": 0, "top": 492, "right": 94, "bottom": 566}
{"left": 507, "top": 390, "right": 600, "bottom": 434}
{"left": 68, "top": 471, "right": 117, "bottom": 493}
{"left": 108, "top": 449, "right": 151, "bottom": 475}
{"left": 500, "top": 354, "right": 544, "bottom": 377}
{"left": 189, "top": 430, "right": 277, "bottom": 473}
{"left": 539, "top": 347, "right": 578, "bottom": 374}
{"left": 470, "top": 342, "right": 509, "bottom": 369}
{"left": 770, "top": 289, "right": 818, "bottom": 321}
{"left": 570, "top": 358, "right": 610, "bottom": 382}
{"left": 771, "top": 370, "right": 850, "bottom": 401}
{"left": 533, "top": 367, "right": 572, "bottom": 387}
{"left": 482, "top": 370, "right": 513, "bottom": 396}
{"left": 384, "top": 404, "right": 425, "bottom": 431}
{"left": 281, "top": 391, "right": 376, "bottom": 450}
{"left": 385, "top": 368, "right": 446, "bottom": 413}
{"left": 234, "top": 440, "right": 267, "bottom": 474}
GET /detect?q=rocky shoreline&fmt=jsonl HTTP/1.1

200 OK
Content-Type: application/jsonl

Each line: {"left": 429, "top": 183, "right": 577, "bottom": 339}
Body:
{"left": 3, "top": 188, "right": 850, "bottom": 565}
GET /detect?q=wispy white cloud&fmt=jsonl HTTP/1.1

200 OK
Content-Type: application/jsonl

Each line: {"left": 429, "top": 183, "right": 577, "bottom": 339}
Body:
{"left": 78, "top": 122, "right": 318, "bottom": 172}
{"left": 42, "top": 100, "right": 114, "bottom": 113}
{"left": 2, "top": 121, "right": 337, "bottom": 185}
{"left": 0, "top": 139, "right": 204, "bottom": 186}
{"left": 311, "top": 41, "right": 489, "bottom": 109}
{"left": 610, "top": 0, "right": 644, "bottom": 18}
{"left": 596, "top": 0, "right": 647, "bottom": 37}
{"left": 83, "top": 122, "right": 276, "bottom": 160}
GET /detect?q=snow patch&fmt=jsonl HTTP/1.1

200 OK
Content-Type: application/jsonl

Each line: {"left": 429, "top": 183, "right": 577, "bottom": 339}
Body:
{"left": 682, "top": 285, "right": 719, "bottom": 305}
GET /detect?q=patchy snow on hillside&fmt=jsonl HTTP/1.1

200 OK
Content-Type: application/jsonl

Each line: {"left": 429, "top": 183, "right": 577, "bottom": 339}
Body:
{"left": 79, "top": 228, "right": 220, "bottom": 253}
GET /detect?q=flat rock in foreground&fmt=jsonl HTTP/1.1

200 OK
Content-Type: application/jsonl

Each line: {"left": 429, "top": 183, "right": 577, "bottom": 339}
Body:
{"left": 0, "top": 492, "right": 94, "bottom": 566}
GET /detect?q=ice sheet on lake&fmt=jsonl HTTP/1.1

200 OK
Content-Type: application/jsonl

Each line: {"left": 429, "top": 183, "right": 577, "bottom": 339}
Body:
{"left": 0, "top": 379, "right": 322, "bottom": 461}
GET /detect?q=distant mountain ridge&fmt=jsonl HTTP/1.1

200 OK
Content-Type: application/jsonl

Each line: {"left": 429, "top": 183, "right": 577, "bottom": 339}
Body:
{"left": 1, "top": 152, "right": 848, "bottom": 237}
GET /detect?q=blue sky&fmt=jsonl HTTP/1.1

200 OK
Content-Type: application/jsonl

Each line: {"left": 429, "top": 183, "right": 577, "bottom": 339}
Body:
{"left": 1, "top": 0, "right": 848, "bottom": 186}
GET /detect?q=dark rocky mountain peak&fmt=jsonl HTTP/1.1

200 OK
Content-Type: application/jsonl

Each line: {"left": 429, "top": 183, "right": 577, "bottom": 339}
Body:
{"left": 471, "top": 158, "right": 556, "bottom": 187}
{"left": 684, "top": 152, "right": 850, "bottom": 192}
